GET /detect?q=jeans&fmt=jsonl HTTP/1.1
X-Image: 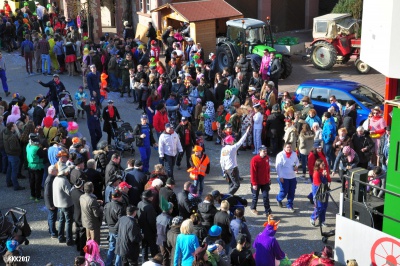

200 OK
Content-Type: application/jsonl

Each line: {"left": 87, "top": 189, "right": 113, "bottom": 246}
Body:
{"left": 88, "top": 121, "right": 103, "bottom": 150}
{"left": 58, "top": 205, "right": 74, "bottom": 242}
{"left": 300, "top": 153, "right": 308, "bottom": 174}
{"left": 28, "top": 169, "right": 44, "bottom": 198}
{"left": 41, "top": 54, "right": 51, "bottom": 74}
{"left": 109, "top": 72, "right": 119, "bottom": 90}
{"left": 251, "top": 184, "right": 271, "bottom": 214}
{"left": 193, "top": 175, "right": 205, "bottom": 197}
{"left": 253, "top": 128, "right": 262, "bottom": 153}
{"left": 323, "top": 142, "right": 333, "bottom": 169}
{"left": 139, "top": 146, "right": 151, "bottom": 173}
{"left": 6, "top": 155, "right": 20, "bottom": 189}
{"left": 47, "top": 208, "right": 58, "bottom": 237}
{"left": 311, "top": 184, "right": 328, "bottom": 223}
{"left": 0, "top": 148, "right": 8, "bottom": 173}
{"left": 24, "top": 52, "right": 33, "bottom": 73}
{"left": 164, "top": 154, "right": 176, "bottom": 178}
{"left": 276, "top": 178, "right": 297, "bottom": 208}
{"left": 106, "top": 233, "right": 121, "bottom": 266}
{"left": 226, "top": 167, "right": 241, "bottom": 195}
{"left": 0, "top": 69, "right": 9, "bottom": 92}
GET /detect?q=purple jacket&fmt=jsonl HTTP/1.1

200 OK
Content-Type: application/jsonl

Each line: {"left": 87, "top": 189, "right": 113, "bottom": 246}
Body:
{"left": 253, "top": 225, "right": 285, "bottom": 265}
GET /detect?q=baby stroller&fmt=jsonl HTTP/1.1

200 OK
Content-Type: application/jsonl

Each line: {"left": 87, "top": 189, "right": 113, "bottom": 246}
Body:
{"left": 0, "top": 208, "right": 31, "bottom": 254}
{"left": 110, "top": 120, "right": 136, "bottom": 157}
{"left": 166, "top": 105, "right": 179, "bottom": 127}
{"left": 58, "top": 91, "right": 77, "bottom": 121}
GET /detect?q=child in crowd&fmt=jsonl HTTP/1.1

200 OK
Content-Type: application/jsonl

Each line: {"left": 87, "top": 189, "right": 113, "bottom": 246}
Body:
{"left": 74, "top": 86, "right": 88, "bottom": 119}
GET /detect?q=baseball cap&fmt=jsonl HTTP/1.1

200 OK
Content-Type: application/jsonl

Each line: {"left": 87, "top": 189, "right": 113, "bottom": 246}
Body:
{"left": 181, "top": 117, "right": 187, "bottom": 121}
{"left": 90, "top": 97, "right": 96, "bottom": 102}
{"left": 141, "top": 114, "right": 148, "bottom": 119}
{"left": 119, "top": 181, "right": 132, "bottom": 189}
{"left": 165, "top": 123, "right": 174, "bottom": 129}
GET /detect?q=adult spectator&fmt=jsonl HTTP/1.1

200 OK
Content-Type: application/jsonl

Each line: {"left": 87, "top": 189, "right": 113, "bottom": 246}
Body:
{"left": 249, "top": 71, "right": 263, "bottom": 91}
{"left": 230, "top": 208, "right": 251, "bottom": 250}
{"left": 211, "top": 190, "right": 248, "bottom": 217}
{"left": 159, "top": 177, "right": 179, "bottom": 217}
{"left": 298, "top": 124, "right": 315, "bottom": 179}
{"left": 215, "top": 78, "right": 229, "bottom": 108}
{"left": 80, "top": 181, "right": 104, "bottom": 245}
{"left": 198, "top": 194, "right": 218, "bottom": 231}
{"left": 104, "top": 190, "right": 125, "bottom": 266}
{"left": 21, "top": 34, "right": 34, "bottom": 75}
{"left": 32, "top": 98, "right": 46, "bottom": 127}
{"left": 52, "top": 164, "right": 74, "bottom": 245}
{"left": 174, "top": 219, "right": 200, "bottom": 266}
{"left": 146, "top": 22, "right": 157, "bottom": 50}
{"left": 26, "top": 133, "right": 45, "bottom": 201}
{"left": 148, "top": 178, "right": 163, "bottom": 214}
{"left": 207, "top": 53, "right": 217, "bottom": 87}
{"left": 85, "top": 159, "right": 103, "bottom": 200}
{"left": 232, "top": 72, "right": 248, "bottom": 104}
{"left": 80, "top": 97, "right": 102, "bottom": 150}
{"left": 214, "top": 200, "right": 233, "bottom": 253}
{"left": 156, "top": 201, "right": 174, "bottom": 266}
{"left": 104, "top": 152, "right": 123, "bottom": 185}
{"left": 351, "top": 126, "right": 374, "bottom": 169}
{"left": 153, "top": 104, "right": 169, "bottom": 138}
{"left": 37, "top": 74, "right": 65, "bottom": 115}
{"left": 266, "top": 104, "right": 285, "bottom": 156}
{"left": 276, "top": 142, "right": 299, "bottom": 212}
{"left": 86, "top": 65, "right": 101, "bottom": 103}
{"left": 125, "top": 159, "right": 147, "bottom": 206}
{"left": 115, "top": 205, "right": 143, "bottom": 266}
{"left": 0, "top": 52, "right": 10, "bottom": 97}
{"left": 104, "top": 174, "right": 122, "bottom": 204}
{"left": 44, "top": 165, "right": 58, "bottom": 239}
{"left": 307, "top": 142, "right": 330, "bottom": 204}
{"left": 137, "top": 190, "right": 159, "bottom": 262}
{"left": 134, "top": 114, "right": 157, "bottom": 173}
{"left": 35, "top": 1, "right": 46, "bottom": 32}
{"left": 250, "top": 145, "right": 271, "bottom": 216}
{"left": 158, "top": 123, "right": 183, "bottom": 178}
{"left": 69, "top": 157, "right": 87, "bottom": 185}
{"left": 175, "top": 117, "right": 196, "bottom": 170}
{"left": 102, "top": 99, "right": 121, "bottom": 145}
{"left": 4, "top": 122, "right": 24, "bottom": 190}
{"left": 261, "top": 81, "right": 277, "bottom": 110}
{"left": 332, "top": 128, "right": 352, "bottom": 157}
{"left": 378, "top": 126, "right": 390, "bottom": 171}
{"left": 38, "top": 34, "right": 51, "bottom": 75}
{"left": 369, "top": 107, "right": 387, "bottom": 165}
{"left": 332, "top": 146, "right": 359, "bottom": 187}
{"left": 177, "top": 181, "right": 192, "bottom": 220}
{"left": 191, "top": 213, "right": 207, "bottom": 245}
{"left": 118, "top": 181, "right": 131, "bottom": 208}
{"left": 329, "top": 95, "right": 343, "bottom": 115}
{"left": 70, "top": 178, "right": 86, "bottom": 255}
{"left": 299, "top": 96, "right": 314, "bottom": 120}
{"left": 269, "top": 51, "right": 281, "bottom": 90}
{"left": 310, "top": 159, "right": 331, "bottom": 227}
{"left": 322, "top": 112, "right": 336, "bottom": 169}
{"left": 167, "top": 216, "right": 183, "bottom": 264}
{"left": 220, "top": 127, "right": 250, "bottom": 195}
{"left": 119, "top": 53, "right": 135, "bottom": 97}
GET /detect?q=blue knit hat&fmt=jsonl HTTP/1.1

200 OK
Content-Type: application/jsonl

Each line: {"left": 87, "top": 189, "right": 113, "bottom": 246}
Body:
{"left": 208, "top": 225, "right": 222, "bottom": 237}
{"left": 6, "top": 240, "right": 18, "bottom": 252}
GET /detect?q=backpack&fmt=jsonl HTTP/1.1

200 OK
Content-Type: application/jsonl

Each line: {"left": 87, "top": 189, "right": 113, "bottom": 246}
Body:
{"left": 23, "top": 41, "right": 32, "bottom": 53}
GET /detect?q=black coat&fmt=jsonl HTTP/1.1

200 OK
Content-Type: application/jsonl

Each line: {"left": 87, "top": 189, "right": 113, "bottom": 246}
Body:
{"left": 115, "top": 216, "right": 142, "bottom": 258}
{"left": 344, "top": 108, "right": 357, "bottom": 127}
{"left": 102, "top": 106, "right": 121, "bottom": 134}
{"left": 44, "top": 174, "right": 56, "bottom": 210}
{"left": 85, "top": 168, "right": 104, "bottom": 200}
{"left": 198, "top": 202, "right": 218, "bottom": 230}
{"left": 215, "top": 83, "right": 229, "bottom": 107}
{"left": 177, "top": 190, "right": 191, "bottom": 220}
{"left": 33, "top": 106, "right": 46, "bottom": 126}
{"left": 104, "top": 199, "right": 126, "bottom": 234}
{"left": 39, "top": 80, "right": 66, "bottom": 102}
{"left": 266, "top": 112, "right": 285, "bottom": 138}
{"left": 70, "top": 187, "right": 84, "bottom": 226}
{"left": 175, "top": 122, "right": 196, "bottom": 147}
{"left": 193, "top": 224, "right": 208, "bottom": 244}
{"left": 352, "top": 132, "right": 375, "bottom": 163}
{"left": 133, "top": 123, "right": 156, "bottom": 147}
{"left": 137, "top": 199, "right": 157, "bottom": 240}
{"left": 105, "top": 160, "right": 123, "bottom": 185}
{"left": 125, "top": 168, "right": 148, "bottom": 206}
{"left": 159, "top": 186, "right": 179, "bottom": 217}
{"left": 214, "top": 211, "right": 232, "bottom": 245}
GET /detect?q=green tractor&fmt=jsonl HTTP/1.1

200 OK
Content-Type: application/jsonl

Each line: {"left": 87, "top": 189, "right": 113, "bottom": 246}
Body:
{"left": 216, "top": 18, "right": 293, "bottom": 79}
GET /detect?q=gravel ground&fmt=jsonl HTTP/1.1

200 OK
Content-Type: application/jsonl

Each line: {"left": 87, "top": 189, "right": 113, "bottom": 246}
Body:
{"left": 0, "top": 40, "right": 384, "bottom": 265}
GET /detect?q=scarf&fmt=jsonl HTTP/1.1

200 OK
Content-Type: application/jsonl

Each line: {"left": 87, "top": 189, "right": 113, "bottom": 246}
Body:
{"left": 343, "top": 146, "right": 355, "bottom": 162}
{"left": 108, "top": 106, "right": 114, "bottom": 118}
{"left": 90, "top": 104, "right": 96, "bottom": 115}
{"left": 285, "top": 151, "right": 291, "bottom": 158}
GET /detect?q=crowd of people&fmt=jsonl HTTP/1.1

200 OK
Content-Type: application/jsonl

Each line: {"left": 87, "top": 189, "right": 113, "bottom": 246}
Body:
{"left": 0, "top": 2, "right": 385, "bottom": 266}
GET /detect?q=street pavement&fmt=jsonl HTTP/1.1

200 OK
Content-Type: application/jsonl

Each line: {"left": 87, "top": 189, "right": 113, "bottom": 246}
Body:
{"left": 0, "top": 43, "right": 386, "bottom": 265}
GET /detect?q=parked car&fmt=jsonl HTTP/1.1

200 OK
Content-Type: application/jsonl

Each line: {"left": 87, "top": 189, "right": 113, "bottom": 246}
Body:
{"left": 294, "top": 79, "right": 384, "bottom": 126}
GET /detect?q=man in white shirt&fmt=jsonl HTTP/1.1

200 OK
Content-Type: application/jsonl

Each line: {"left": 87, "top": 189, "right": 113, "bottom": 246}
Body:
{"left": 35, "top": 1, "right": 45, "bottom": 33}
{"left": 275, "top": 142, "right": 299, "bottom": 212}
{"left": 220, "top": 126, "right": 250, "bottom": 195}
{"left": 158, "top": 123, "right": 183, "bottom": 179}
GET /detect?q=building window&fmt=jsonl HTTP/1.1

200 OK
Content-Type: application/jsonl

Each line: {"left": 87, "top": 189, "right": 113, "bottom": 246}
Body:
{"left": 139, "top": 0, "right": 143, "bottom": 11}
{"left": 146, "top": 0, "right": 150, "bottom": 13}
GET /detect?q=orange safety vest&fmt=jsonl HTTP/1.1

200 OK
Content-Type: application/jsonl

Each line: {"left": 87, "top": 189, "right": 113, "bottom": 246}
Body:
{"left": 188, "top": 154, "right": 210, "bottom": 180}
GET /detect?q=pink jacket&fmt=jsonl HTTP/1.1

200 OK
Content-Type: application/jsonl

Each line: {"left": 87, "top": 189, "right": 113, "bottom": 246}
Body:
{"left": 259, "top": 55, "right": 270, "bottom": 75}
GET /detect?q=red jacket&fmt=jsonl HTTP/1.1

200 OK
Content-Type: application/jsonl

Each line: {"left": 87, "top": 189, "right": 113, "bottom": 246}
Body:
{"left": 153, "top": 111, "right": 169, "bottom": 133}
{"left": 250, "top": 154, "right": 270, "bottom": 186}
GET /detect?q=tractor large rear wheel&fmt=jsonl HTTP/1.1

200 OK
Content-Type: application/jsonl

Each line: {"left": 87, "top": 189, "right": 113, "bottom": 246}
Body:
{"left": 216, "top": 44, "right": 234, "bottom": 73}
{"left": 311, "top": 41, "right": 337, "bottom": 70}
{"left": 280, "top": 56, "right": 292, "bottom": 79}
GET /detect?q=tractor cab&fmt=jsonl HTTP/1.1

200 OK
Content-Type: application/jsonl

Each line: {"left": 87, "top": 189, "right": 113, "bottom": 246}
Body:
{"left": 313, "top": 13, "right": 359, "bottom": 40}
{"left": 225, "top": 18, "right": 267, "bottom": 55}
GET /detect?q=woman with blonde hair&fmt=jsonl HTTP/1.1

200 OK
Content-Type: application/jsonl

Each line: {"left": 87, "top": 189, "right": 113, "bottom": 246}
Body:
{"left": 332, "top": 127, "right": 352, "bottom": 156}
{"left": 174, "top": 219, "right": 200, "bottom": 266}
{"left": 298, "top": 123, "right": 315, "bottom": 179}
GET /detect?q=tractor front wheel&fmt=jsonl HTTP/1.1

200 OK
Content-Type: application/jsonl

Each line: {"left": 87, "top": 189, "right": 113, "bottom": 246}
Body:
{"left": 355, "top": 59, "right": 371, "bottom": 74}
{"left": 216, "top": 44, "right": 234, "bottom": 73}
{"left": 280, "top": 56, "right": 292, "bottom": 79}
{"left": 311, "top": 41, "right": 337, "bottom": 70}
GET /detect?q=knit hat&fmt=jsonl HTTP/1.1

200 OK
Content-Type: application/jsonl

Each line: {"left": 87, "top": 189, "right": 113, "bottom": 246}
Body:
{"left": 211, "top": 190, "right": 220, "bottom": 199}
{"left": 224, "top": 135, "right": 235, "bottom": 144}
{"left": 142, "top": 190, "right": 153, "bottom": 199}
{"left": 73, "top": 157, "right": 84, "bottom": 165}
{"left": 67, "top": 121, "right": 79, "bottom": 133}
{"left": 172, "top": 216, "right": 183, "bottom": 225}
{"left": 193, "top": 145, "right": 203, "bottom": 152}
{"left": 6, "top": 240, "right": 18, "bottom": 252}
{"left": 166, "top": 178, "right": 175, "bottom": 185}
{"left": 208, "top": 225, "right": 222, "bottom": 237}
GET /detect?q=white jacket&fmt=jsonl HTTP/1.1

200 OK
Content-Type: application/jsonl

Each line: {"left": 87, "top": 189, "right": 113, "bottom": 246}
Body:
{"left": 158, "top": 131, "right": 183, "bottom": 157}
{"left": 220, "top": 131, "right": 248, "bottom": 171}
{"left": 276, "top": 151, "right": 299, "bottom": 180}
